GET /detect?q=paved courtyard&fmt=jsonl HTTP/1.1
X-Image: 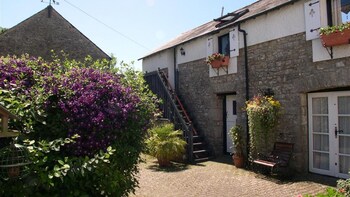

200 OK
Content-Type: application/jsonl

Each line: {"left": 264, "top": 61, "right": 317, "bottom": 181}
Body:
{"left": 130, "top": 156, "right": 338, "bottom": 197}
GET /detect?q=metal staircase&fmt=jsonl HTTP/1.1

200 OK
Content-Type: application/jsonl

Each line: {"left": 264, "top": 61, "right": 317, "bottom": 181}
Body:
{"left": 144, "top": 69, "right": 211, "bottom": 162}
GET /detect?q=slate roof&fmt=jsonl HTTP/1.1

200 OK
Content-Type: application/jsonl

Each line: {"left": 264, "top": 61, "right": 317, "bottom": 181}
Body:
{"left": 140, "top": 0, "right": 297, "bottom": 59}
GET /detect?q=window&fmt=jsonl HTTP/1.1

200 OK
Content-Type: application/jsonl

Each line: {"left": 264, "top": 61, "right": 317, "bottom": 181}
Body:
{"left": 218, "top": 34, "right": 229, "bottom": 56}
{"left": 328, "top": 0, "right": 350, "bottom": 25}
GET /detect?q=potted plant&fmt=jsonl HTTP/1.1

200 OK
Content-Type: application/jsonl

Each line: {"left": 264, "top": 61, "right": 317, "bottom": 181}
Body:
{"left": 229, "top": 125, "right": 245, "bottom": 168}
{"left": 319, "top": 22, "right": 350, "bottom": 47}
{"left": 206, "top": 53, "right": 229, "bottom": 68}
{"left": 146, "top": 123, "right": 186, "bottom": 167}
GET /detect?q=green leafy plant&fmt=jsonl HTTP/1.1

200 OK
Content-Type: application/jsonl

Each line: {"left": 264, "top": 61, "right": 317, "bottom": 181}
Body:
{"left": 0, "top": 54, "right": 158, "bottom": 196}
{"left": 245, "top": 95, "right": 281, "bottom": 161}
{"left": 146, "top": 123, "right": 186, "bottom": 167}
{"left": 229, "top": 125, "right": 244, "bottom": 157}
{"left": 319, "top": 22, "right": 350, "bottom": 35}
{"left": 206, "top": 53, "right": 225, "bottom": 65}
{"left": 302, "top": 187, "right": 344, "bottom": 197}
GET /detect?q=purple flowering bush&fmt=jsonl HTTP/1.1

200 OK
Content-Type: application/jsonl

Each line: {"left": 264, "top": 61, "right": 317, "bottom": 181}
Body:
{"left": 0, "top": 54, "right": 157, "bottom": 196}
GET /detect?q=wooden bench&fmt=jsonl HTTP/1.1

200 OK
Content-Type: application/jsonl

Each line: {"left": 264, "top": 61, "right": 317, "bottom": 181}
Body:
{"left": 253, "top": 142, "right": 294, "bottom": 175}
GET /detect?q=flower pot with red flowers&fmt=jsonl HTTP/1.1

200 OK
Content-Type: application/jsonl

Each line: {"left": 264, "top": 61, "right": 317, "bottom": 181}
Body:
{"left": 206, "top": 53, "right": 229, "bottom": 68}
{"left": 320, "top": 22, "right": 350, "bottom": 47}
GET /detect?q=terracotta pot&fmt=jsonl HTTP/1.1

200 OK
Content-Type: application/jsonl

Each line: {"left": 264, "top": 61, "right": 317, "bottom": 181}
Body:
{"left": 320, "top": 28, "right": 350, "bottom": 47}
{"left": 221, "top": 56, "right": 230, "bottom": 67}
{"left": 233, "top": 155, "right": 244, "bottom": 168}
{"left": 210, "top": 59, "right": 222, "bottom": 68}
{"left": 157, "top": 158, "right": 171, "bottom": 167}
{"left": 210, "top": 56, "right": 230, "bottom": 68}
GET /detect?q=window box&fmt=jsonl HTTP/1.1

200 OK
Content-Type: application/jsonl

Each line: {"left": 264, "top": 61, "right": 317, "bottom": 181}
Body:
{"left": 320, "top": 23, "right": 350, "bottom": 47}
{"left": 206, "top": 53, "right": 229, "bottom": 68}
{"left": 320, "top": 28, "right": 350, "bottom": 47}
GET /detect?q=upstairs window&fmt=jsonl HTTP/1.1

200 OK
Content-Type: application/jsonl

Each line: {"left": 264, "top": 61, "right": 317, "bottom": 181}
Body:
{"left": 328, "top": 0, "right": 350, "bottom": 25}
{"left": 218, "top": 34, "right": 229, "bottom": 56}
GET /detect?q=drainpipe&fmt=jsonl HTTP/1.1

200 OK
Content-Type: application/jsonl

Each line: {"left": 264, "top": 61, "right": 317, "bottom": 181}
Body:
{"left": 174, "top": 47, "right": 178, "bottom": 94}
{"left": 238, "top": 24, "right": 250, "bottom": 162}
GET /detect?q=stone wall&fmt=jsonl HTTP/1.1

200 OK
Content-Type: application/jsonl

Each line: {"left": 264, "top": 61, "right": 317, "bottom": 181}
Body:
{"left": 178, "top": 32, "right": 350, "bottom": 172}
{"left": 0, "top": 6, "right": 110, "bottom": 61}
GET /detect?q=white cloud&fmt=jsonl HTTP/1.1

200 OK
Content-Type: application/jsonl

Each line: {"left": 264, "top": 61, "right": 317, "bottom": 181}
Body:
{"left": 146, "top": 0, "right": 155, "bottom": 7}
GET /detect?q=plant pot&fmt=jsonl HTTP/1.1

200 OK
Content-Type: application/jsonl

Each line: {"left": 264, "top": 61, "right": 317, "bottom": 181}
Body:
{"left": 320, "top": 28, "right": 350, "bottom": 47}
{"left": 157, "top": 158, "right": 171, "bottom": 167}
{"left": 210, "top": 56, "right": 230, "bottom": 68}
{"left": 221, "top": 56, "right": 229, "bottom": 67}
{"left": 233, "top": 155, "right": 244, "bottom": 168}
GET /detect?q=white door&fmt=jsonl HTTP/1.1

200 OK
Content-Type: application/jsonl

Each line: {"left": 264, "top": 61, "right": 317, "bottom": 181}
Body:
{"left": 226, "top": 95, "right": 237, "bottom": 153}
{"left": 309, "top": 91, "right": 350, "bottom": 178}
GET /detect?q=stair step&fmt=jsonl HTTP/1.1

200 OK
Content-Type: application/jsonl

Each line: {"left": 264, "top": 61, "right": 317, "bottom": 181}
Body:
{"left": 193, "top": 149, "right": 208, "bottom": 154}
{"left": 193, "top": 142, "right": 204, "bottom": 146}
{"left": 194, "top": 157, "right": 211, "bottom": 162}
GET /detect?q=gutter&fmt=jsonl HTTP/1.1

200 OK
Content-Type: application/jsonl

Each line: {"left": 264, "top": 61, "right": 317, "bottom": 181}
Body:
{"left": 238, "top": 24, "right": 250, "bottom": 162}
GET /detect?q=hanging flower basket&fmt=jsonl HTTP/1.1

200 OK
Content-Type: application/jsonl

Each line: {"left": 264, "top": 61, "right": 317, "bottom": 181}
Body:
{"left": 206, "top": 53, "right": 229, "bottom": 69}
{"left": 320, "top": 23, "right": 350, "bottom": 47}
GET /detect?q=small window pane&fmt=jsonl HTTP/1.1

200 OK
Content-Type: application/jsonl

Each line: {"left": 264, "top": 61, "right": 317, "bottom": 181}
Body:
{"left": 312, "top": 97, "right": 328, "bottom": 114}
{"left": 218, "top": 34, "right": 229, "bottom": 56}
{"left": 339, "top": 155, "right": 350, "bottom": 174}
{"left": 313, "top": 152, "right": 330, "bottom": 170}
{"left": 339, "top": 116, "right": 350, "bottom": 134}
{"left": 339, "top": 136, "right": 350, "bottom": 154}
{"left": 313, "top": 116, "right": 329, "bottom": 133}
{"left": 313, "top": 134, "right": 329, "bottom": 151}
{"left": 341, "top": 0, "right": 350, "bottom": 23}
{"left": 338, "top": 96, "right": 350, "bottom": 114}
{"left": 232, "top": 101, "right": 237, "bottom": 115}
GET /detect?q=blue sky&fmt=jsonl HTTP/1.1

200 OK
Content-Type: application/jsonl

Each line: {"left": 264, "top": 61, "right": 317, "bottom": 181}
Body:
{"left": 0, "top": 0, "right": 256, "bottom": 70}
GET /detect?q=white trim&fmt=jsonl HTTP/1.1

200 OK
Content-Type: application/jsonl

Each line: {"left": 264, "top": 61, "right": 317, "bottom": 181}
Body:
{"left": 308, "top": 91, "right": 350, "bottom": 178}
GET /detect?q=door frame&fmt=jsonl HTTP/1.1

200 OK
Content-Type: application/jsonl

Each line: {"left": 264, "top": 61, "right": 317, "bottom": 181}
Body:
{"left": 223, "top": 93, "right": 237, "bottom": 154}
{"left": 308, "top": 91, "right": 350, "bottom": 178}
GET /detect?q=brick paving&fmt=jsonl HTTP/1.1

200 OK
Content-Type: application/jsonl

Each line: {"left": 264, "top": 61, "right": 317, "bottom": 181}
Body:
{"left": 130, "top": 156, "right": 338, "bottom": 197}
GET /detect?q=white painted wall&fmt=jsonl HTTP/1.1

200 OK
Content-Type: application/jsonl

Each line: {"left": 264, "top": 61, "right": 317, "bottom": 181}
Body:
{"left": 240, "top": 1, "right": 305, "bottom": 47}
{"left": 176, "top": 38, "right": 206, "bottom": 65}
{"left": 142, "top": 48, "right": 175, "bottom": 88}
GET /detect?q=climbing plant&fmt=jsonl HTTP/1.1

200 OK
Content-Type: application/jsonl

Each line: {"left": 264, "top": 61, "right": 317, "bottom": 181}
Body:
{"left": 245, "top": 95, "right": 281, "bottom": 161}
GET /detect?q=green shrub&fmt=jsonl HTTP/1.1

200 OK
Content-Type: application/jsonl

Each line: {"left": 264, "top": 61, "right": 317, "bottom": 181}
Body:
{"left": 0, "top": 54, "right": 157, "bottom": 196}
{"left": 146, "top": 123, "right": 186, "bottom": 166}
{"left": 303, "top": 187, "right": 344, "bottom": 197}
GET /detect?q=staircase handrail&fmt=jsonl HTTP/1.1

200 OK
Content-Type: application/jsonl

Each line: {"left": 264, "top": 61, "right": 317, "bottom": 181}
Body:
{"left": 156, "top": 68, "right": 194, "bottom": 162}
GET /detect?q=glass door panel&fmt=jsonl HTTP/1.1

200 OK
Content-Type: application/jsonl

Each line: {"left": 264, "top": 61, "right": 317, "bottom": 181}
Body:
{"left": 338, "top": 96, "right": 350, "bottom": 177}
{"left": 311, "top": 97, "right": 330, "bottom": 172}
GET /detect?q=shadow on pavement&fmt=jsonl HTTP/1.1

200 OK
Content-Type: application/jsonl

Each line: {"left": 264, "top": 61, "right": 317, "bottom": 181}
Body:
{"left": 146, "top": 161, "right": 189, "bottom": 172}
{"left": 209, "top": 155, "right": 338, "bottom": 187}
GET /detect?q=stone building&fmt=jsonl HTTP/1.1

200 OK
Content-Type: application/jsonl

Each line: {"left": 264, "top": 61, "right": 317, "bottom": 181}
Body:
{"left": 141, "top": 0, "right": 350, "bottom": 178}
{"left": 0, "top": 6, "right": 110, "bottom": 61}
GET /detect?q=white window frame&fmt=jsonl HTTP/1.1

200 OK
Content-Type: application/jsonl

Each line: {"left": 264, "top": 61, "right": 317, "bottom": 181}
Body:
{"left": 329, "top": 0, "right": 350, "bottom": 26}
